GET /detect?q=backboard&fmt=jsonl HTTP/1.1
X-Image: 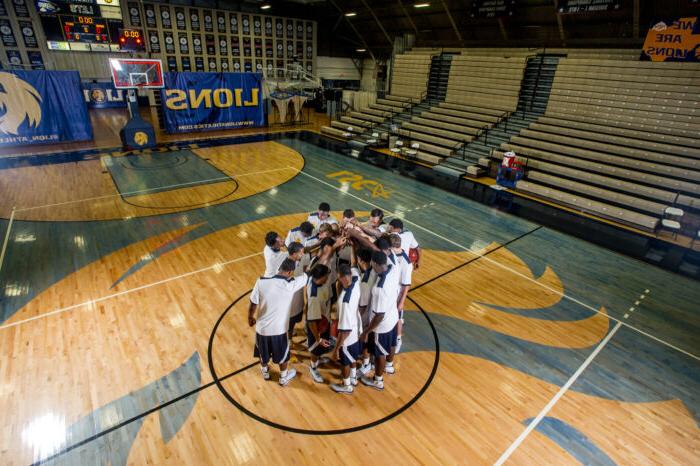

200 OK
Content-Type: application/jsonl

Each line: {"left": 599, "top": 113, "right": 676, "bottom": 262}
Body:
{"left": 109, "top": 58, "right": 164, "bottom": 89}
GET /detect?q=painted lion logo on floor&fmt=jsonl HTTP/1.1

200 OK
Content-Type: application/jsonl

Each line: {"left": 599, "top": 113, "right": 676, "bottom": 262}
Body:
{"left": 0, "top": 72, "right": 42, "bottom": 135}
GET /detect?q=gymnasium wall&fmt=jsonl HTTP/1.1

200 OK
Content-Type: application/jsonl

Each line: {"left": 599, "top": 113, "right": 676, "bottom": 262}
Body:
{"left": 0, "top": 1, "right": 316, "bottom": 80}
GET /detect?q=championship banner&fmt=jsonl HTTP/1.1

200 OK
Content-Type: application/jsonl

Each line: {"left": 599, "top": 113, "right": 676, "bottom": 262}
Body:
{"left": 160, "top": 71, "right": 264, "bottom": 134}
{"left": 642, "top": 17, "right": 700, "bottom": 61}
{"left": 0, "top": 70, "right": 93, "bottom": 147}
{"left": 82, "top": 81, "right": 126, "bottom": 108}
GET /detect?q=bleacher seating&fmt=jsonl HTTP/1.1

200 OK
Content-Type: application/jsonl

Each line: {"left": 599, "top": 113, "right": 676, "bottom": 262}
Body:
{"left": 489, "top": 58, "right": 700, "bottom": 232}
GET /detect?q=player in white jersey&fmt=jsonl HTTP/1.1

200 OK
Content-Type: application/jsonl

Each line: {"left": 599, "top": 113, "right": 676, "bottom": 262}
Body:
{"left": 286, "top": 242, "right": 306, "bottom": 340}
{"left": 262, "top": 231, "right": 287, "bottom": 278}
{"left": 337, "top": 209, "right": 356, "bottom": 266}
{"left": 354, "top": 247, "right": 376, "bottom": 376}
{"left": 285, "top": 221, "right": 319, "bottom": 249}
{"left": 248, "top": 259, "right": 308, "bottom": 386}
{"left": 359, "top": 251, "right": 400, "bottom": 391}
{"left": 331, "top": 263, "right": 362, "bottom": 394}
{"left": 389, "top": 234, "right": 413, "bottom": 356}
{"left": 388, "top": 218, "right": 421, "bottom": 269}
{"left": 305, "top": 264, "right": 332, "bottom": 383}
{"left": 307, "top": 202, "right": 338, "bottom": 234}
{"left": 357, "top": 208, "right": 388, "bottom": 239}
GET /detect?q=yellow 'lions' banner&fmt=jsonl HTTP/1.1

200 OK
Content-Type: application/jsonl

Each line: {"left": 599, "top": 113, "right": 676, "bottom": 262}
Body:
{"left": 641, "top": 17, "right": 700, "bottom": 62}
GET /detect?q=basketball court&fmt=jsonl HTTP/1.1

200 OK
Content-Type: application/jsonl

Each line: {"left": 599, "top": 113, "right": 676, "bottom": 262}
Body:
{"left": 1, "top": 1, "right": 699, "bottom": 465}
{"left": 0, "top": 133, "right": 697, "bottom": 465}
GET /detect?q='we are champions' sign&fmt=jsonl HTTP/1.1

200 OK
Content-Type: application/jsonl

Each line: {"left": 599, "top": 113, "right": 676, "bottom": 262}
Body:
{"left": 641, "top": 17, "right": 700, "bottom": 62}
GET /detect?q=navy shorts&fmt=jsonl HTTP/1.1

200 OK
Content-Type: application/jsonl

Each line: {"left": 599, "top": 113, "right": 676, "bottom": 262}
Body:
{"left": 368, "top": 324, "right": 398, "bottom": 358}
{"left": 339, "top": 341, "right": 361, "bottom": 366}
{"left": 254, "top": 333, "right": 290, "bottom": 365}
{"left": 288, "top": 312, "right": 303, "bottom": 333}
{"left": 306, "top": 323, "right": 332, "bottom": 357}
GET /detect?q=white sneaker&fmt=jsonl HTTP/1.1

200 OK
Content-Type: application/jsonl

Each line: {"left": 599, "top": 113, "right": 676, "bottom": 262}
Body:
{"left": 309, "top": 365, "right": 324, "bottom": 383}
{"left": 395, "top": 336, "right": 402, "bottom": 354}
{"left": 358, "top": 362, "right": 372, "bottom": 376}
{"left": 279, "top": 368, "right": 297, "bottom": 386}
{"left": 260, "top": 367, "right": 271, "bottom": 381}
{"left": 385, "top": 364, "right": 396, "bottom": 375}
{"left": 318, "top": 356, "right": 331, "bottom": 366}
{"left": 330, "top": 383, "right": 354, "bottom": 394}
{"left": 360, "top": 376, "right": 384, "bottom": 391}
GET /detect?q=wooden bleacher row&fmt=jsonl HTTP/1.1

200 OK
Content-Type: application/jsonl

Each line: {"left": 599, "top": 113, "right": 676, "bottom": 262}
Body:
{"left": 490, "top": 150, "right": 700, "bottom": 210}
{"left": 507, "top": 132, "right": 700, "bottom": 185}
{"left": 319, "top": 95, "right": 412, "bottom": 142}
{"left": 446, "top": 56, "right": 526, "bottom": 113}
{"left": 390, "top": 53, "right": 433, "bottom": 99}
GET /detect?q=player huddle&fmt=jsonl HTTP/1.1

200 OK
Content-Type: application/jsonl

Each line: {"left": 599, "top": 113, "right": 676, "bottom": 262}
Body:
{"left": 248, "top": 203, "right": 421, "bottom": 393}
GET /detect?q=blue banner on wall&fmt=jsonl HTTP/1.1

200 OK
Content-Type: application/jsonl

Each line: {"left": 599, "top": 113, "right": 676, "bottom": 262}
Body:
{"left": 161, "top": 71, "right": 264, "bottom": 133}
{"left": 0, "top": 70, "right": 93, "bottom": 147}
{"left": 82, "top": 81, "right": 127, "bottom": 108}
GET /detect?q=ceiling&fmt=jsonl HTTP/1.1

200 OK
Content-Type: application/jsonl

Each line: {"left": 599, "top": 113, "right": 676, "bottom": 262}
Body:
{"left": 197, "top": 0, "right": 700, "bottom": 58}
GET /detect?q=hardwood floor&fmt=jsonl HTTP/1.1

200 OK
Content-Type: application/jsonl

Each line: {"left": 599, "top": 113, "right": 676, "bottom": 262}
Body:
{"left": 0, "top": 136, "right": 697, "bottom": 465}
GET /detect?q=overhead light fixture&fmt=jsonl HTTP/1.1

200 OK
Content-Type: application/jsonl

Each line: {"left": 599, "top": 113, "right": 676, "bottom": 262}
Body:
{"left": 345, "top": 12, "right": 357, "bottom": 17}
{"left": 356, "top": 48, "right": 366, "bottom": 52}
{"left": 414, "top": 2, "right": 430, "bottom": 7}
{"left": 260, "top": 4, "right": 271, "bottom": 9}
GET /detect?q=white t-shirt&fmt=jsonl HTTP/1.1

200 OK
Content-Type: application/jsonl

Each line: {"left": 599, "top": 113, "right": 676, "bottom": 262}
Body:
{"left": 290, "top": 258, "right": 307, "bottom": 317}
{"left": 306, "top": 276, "right": 332, "bottom": 322}
{"left": 369, "top": 264, "right": 400, "bottom": 334}
{"left": 251, "top": 274, "right": 307, "bottom": 336}
{"left": 285, "top": 227, "right": 319, "bottom": 248}
{"left": 394, "top": 250, "right": 414, "bottom": 289}
{"left": 337, "top": 275, "right": 362, "bottom": 347}
{"left": 358, "top": 267, "right": 375, "bottom": 327}
{"left": 263, "top": 245, "right": 287, "bottom": 278}
{"left": 398, "top": 230, "right": 419, "bottom": 250}
{"left": 307, "top": 212, "right": 338, "bottom": 233}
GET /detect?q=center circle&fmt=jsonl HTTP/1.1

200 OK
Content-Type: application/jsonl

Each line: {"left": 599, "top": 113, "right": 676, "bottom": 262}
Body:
{"left": 207, "top": 292, "right": 440, "bottom": 435}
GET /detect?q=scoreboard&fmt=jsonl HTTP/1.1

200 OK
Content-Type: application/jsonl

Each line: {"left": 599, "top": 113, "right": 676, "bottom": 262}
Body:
{"left": 36, "top": 0, "right": 123, "bottom": 47}
{"left": 60, "top": 15, "right": 109, "bottom": 43}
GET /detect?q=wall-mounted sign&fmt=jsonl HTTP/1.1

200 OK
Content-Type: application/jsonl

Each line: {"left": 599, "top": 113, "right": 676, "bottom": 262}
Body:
{"left": 19, "top": 20, "right": 36, "bottom": 48}
{"left": 192, "top": 33, "right": 202, "bottom": 54}
{"left": 558, "top": 0, "right": 620, "bottom": 14}
{"left": 470, "top": 0, "right": 516, "bottom": 18}
{"left": 148, "top": 30, "right": 160, "bottom": 53}
{"left": 0, "top": 19, "right": 16, "bottom": 47}
{"left": 12, "top": 0, "right": 29, "bottom": 18}
{"left": 175, "top": 7, "right": 186, "bottom": 30}
{"left": 178, "top": 32, "right": 188, "bottom": 53}
{"left": 163, "top": 30, "right": 174, "bottom": 53}
{"left": 203, "top": 10, "right": 213, "bottom": 32}
{"left": 190, "top": 9, "right": 200, "bottom": 30}
{"left": 160, "top": 5, "right": 171, "bottom": 29}
{"left": 144, "top": 3, "right": 157, "bottom": 28}
{"left": 127, "top": 2, "right": 141, "bottom": 26}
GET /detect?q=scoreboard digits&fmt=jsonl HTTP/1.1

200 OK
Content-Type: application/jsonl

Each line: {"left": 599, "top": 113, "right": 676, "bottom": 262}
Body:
{"left": 61, "top": 15, "right": 109, "bottom": 43}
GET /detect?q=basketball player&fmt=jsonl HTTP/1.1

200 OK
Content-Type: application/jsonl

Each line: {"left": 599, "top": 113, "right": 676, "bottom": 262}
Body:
{"left": 331, "top": 263, "right": 362, "bottom": 394}
{"left": 307, "top": 202, "right": 338, "bottom": 233}
{"left": 306, "top": 264, "right": 332, "bottom": 383}
{"left": 388, "top": 218, "right": 421, "bottom": 269}
{"left": 360, "top": 251, "right": 400, "bottom": 390}
{"left": 263, "top": 231, "right": 287, "bottom": 278}
{"left": 285, "top": 221, "right": 318, "bottom": 249}
{"left": 358, "top": 208, "right": 388, "bottom": 239}
{"left": 354, "top": 247, "right": 375, "bottom": 376}
{"left": 389, "top": 233, "right": 413, "bottom": 355}
{"left": 286, "top": 242, "right": 306, "bottom": 340}
{"left": 248, "top": 258, "right": 308, "bottom": 386}
{"left": 337, "top": 209, "right": 356, "bottom": 266}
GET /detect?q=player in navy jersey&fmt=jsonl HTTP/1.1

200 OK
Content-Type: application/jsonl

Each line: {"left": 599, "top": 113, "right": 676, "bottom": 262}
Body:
{"left": 388, "top": 218, "right": 421, "bottom": 269}
{"left": 306, "top": 264, "right": 332, "bottom": 383}
{"left": 360, "top": 251, "right": 400, "bottom": 391}
{"left": 331, "top": 264, "right": 362, "bottom": 394}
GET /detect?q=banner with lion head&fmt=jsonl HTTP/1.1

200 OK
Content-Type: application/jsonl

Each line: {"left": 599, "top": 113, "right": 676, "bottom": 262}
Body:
{"left": 0, "top": 70, "right": 93, "bottom": 147}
